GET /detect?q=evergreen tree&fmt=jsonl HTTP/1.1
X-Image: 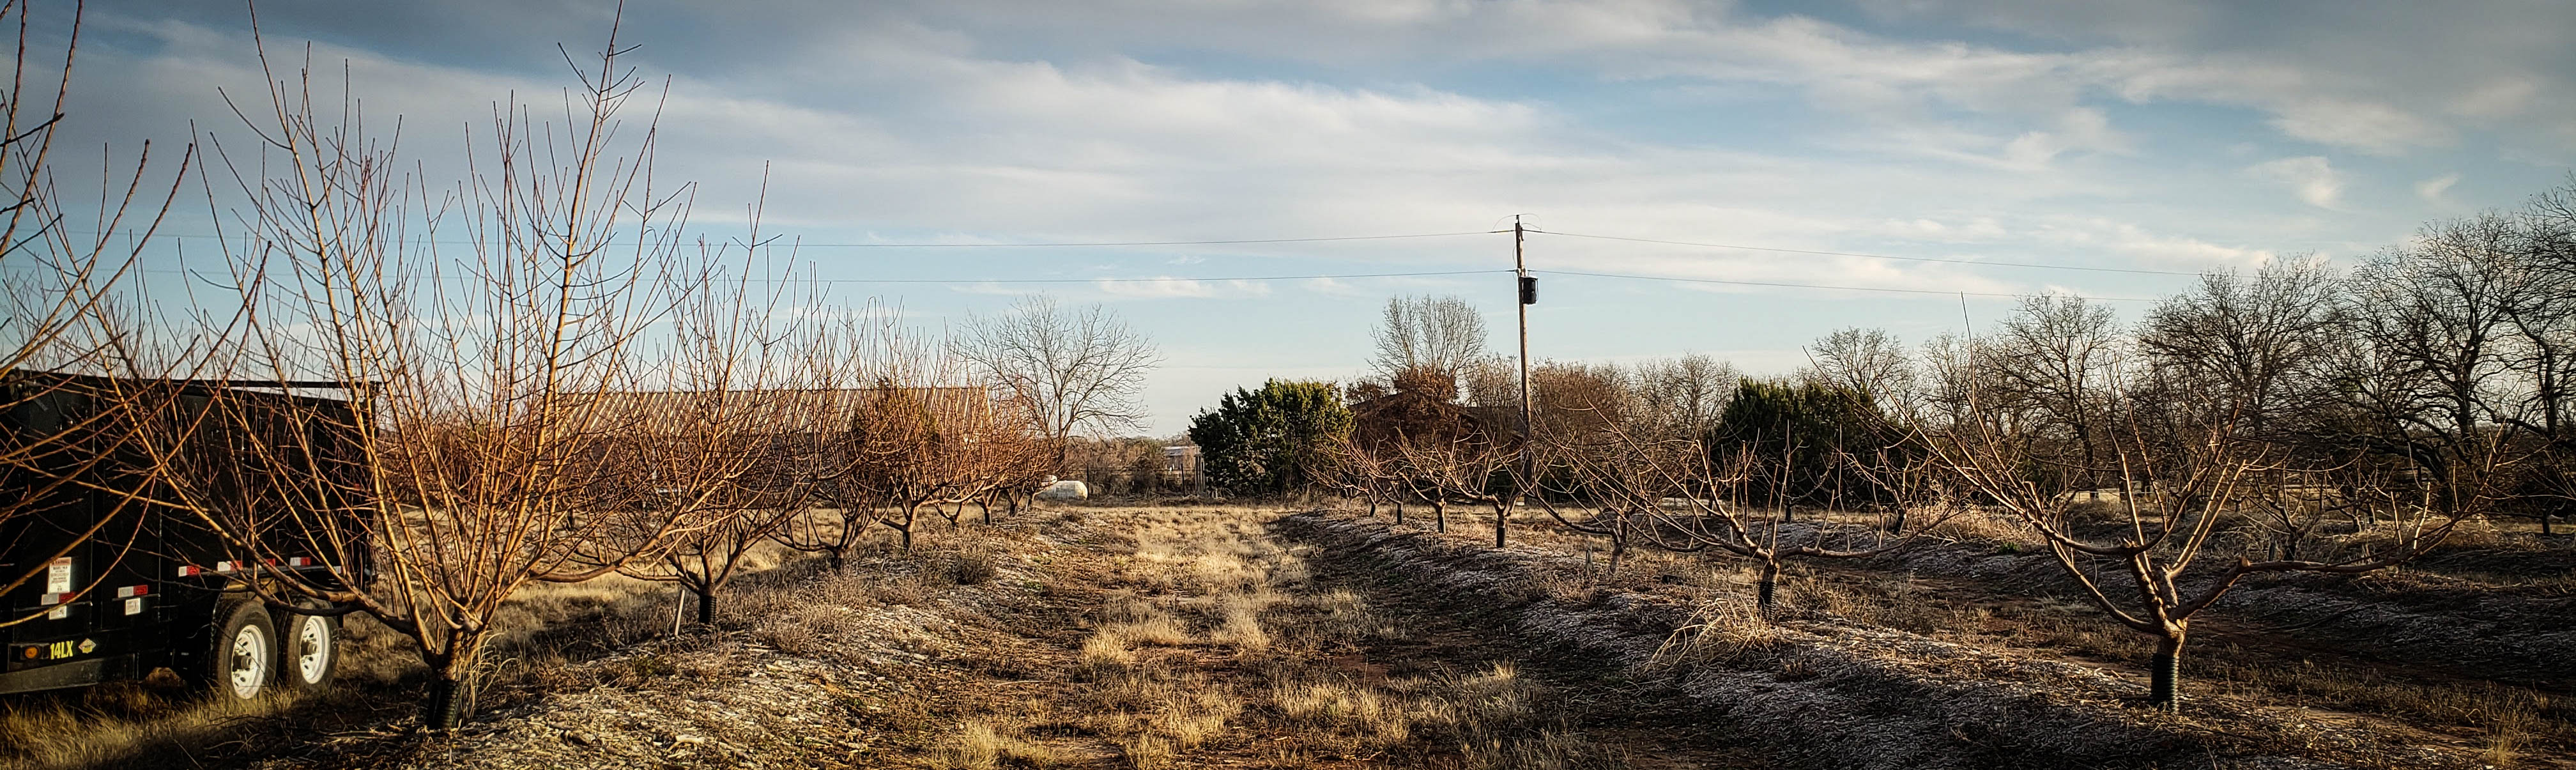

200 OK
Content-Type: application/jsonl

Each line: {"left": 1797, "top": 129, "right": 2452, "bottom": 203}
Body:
{"left": 1188, "top": 380, "right": 1355, "bottom": 495}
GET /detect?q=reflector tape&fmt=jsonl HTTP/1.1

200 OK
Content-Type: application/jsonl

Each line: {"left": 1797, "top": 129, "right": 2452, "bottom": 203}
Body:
{"left": 214, "top": 561, "right": 236, "bottom": 573}
{"left": 38, "top": 592, "right": 71, "bottom": 605}
{"left": 176, "top": 566, "right": 201, "bottom": 577}
{"left": 114, "top": 585, "right": 148, "bottom": 599}
{"left": 286, "top": 557, "right": 311, "bottom": 567}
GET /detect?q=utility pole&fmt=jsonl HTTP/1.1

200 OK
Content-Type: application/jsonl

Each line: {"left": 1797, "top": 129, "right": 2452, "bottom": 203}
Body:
{"left": 1510, "top": 215, "right": 1533, "bottom": 549}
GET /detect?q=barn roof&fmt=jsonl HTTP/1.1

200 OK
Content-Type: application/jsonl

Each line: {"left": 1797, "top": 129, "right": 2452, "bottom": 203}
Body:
{"left": 569, "top": 386, "right": 997, "bottom": 437}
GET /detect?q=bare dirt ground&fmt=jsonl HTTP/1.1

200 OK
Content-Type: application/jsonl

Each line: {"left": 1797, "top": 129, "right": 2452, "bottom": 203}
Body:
{"left": 10, "top": 502, "right": 2566, "bottom": 769}
{"left": 1315, "top": 506, "right": 2572, "bottom": 770}
{"left": 345, "top": 504, "right": 1778, "bottom": 769}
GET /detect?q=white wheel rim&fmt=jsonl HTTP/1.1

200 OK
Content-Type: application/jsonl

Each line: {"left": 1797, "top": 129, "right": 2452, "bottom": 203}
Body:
{"left": 227, "top": 624, "right": 269, "bottom": 699}
{"left": 295, "top": 615, "right": 331, "bottom": 683}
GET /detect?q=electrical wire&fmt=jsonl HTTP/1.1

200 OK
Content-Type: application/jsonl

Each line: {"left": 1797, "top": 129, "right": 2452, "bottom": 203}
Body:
{"left": 811, "top": 269, "right": 1503, "bottom": 284}
{"left": 1, "top": 263, "right": 1507, "bottom": 286}
{"left": 29, "top": 265, "right": 2152, "bottom": 302}
{"left": 26, "top": 223, "right": 2202, "bottom": 300}
{"left": 1530, "top": 268, "right": 2159, "bottom": 302}
{"left": 1526, "top": 229, "right": 2200, "bottom": 277}
{"left": 131, "top": 230, "right": 1509, "bottom": 248}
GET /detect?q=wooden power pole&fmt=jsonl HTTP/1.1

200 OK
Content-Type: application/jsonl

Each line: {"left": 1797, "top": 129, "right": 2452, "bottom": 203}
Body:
{"left": 1510, "top": 215, "right": 1533, "bottom": 548}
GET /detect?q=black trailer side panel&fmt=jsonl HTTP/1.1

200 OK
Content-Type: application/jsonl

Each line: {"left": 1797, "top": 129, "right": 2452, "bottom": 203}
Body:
{"left": 0, "top": 373, "right": 367, "bottom": 695}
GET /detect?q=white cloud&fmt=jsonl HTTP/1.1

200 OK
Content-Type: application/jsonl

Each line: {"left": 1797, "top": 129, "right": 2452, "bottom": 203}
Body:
{"left": 2416, "top": 173, "right": 2462, "bottom": 204}
{"left": 2244, "top": 156, "right": 2343, "bottom": 210}
{"left": 2451, "top": 77, "right": 2540, "bottom": 119}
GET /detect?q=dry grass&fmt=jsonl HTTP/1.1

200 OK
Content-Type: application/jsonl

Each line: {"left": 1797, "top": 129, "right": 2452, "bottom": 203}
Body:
{"left": 1924, "top": 508, "right": 2039, "bottom": 549}
{"left": 1272, "top": 677, "right": 1408, "bottom": 743}
{"left": 931, "top": 720, "right": 1062, "bottom": 769}
{"left": 0, "top": 684, "right": 296, "bottom": 770}
{"left": 1038, "top": 505, "right": 1641, "bottom": 768}
{"left": 1655, "top": 599, "right": 1791, "bottom": 666}
{"left": 1206, "top": 597, "right": 1271, "bottom": 652}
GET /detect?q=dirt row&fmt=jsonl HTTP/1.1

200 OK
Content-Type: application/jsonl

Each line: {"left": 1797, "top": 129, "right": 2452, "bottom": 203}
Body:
{"left": 1274, "top": 511, "right": 2564, "bottom": 770}
{"left": 1837, "top": 522, "right": 2576, "bottom": 689}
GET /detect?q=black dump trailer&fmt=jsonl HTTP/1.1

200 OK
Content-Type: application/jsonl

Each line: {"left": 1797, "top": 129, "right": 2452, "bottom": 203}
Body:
{"left": 0, "top": 370, "right": 365, "bottom": 702}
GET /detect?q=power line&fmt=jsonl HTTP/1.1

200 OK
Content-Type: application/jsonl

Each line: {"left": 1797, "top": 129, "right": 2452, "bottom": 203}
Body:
{"left": 8, "top": 262, "right": 2158, "bottom": 301}
{"left": 1531, "top": 268, "right": 2159, "bottom": 302}
{"left": 815, "top": 269, "right": 1501, "bottom": 284}
{"left": 1, "top": 264, "right": 1505, "bottom": 286}
{"left": 1526, "top": 229, "right": 2200, "bottom": 277}
{"left": 73, "top": 225, "right": 2213, "bottom": 279}
{"left": 129, "top": 230, "right": 1509, "bottom": 248}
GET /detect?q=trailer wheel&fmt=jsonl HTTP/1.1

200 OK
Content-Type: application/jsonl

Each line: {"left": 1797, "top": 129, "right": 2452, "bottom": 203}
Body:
{"left": 279, "top": 605, "right": 339, "bottom": 693}
{"left": 199, "top": 599, "right": 278, "bottom": 702}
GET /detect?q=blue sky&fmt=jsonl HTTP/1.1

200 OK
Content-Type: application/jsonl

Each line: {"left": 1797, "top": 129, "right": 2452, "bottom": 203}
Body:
{"left": 44, "top": 1, "right": 2576, "bottom": 435}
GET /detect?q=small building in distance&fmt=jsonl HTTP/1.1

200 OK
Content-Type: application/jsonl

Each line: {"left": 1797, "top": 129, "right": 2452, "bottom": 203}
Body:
{"left": 1164, "top": 445, "right": 1205, "bottom": 495}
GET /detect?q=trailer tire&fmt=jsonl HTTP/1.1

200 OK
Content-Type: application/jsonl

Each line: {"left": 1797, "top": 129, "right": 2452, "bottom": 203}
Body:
{"left": 199, "top": 599, "right": 278, "bottom": 702}
{"left": 279, "top": 604, "right": 339, "bottom": 693}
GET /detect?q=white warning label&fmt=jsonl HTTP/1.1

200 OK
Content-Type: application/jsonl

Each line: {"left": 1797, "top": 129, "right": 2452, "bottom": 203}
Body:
{"left": 124, "top": 597, "right": 143, "bottom": 616}
{"left": 45, "top": 558, "right": 71, "bottom": 595}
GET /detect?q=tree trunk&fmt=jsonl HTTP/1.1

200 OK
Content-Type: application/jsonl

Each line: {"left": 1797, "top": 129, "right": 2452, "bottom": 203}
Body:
{"left": 423, "top": 674, "right": 470, "bottom": 730}
{"left": 1393, "top": 501, "right": 1405, "bottom": 524}
{"left": 1756, "top": 560, "right": 1780, "bottom": 611}
{"left": 2149, "top": 629, "right": 2187, "bottom": 712}
{"left": 422, "top": 643, "right": 484, "bottom": 730}
{"left": 694, "top": 586, "right": 716, "bottom": 626}
{"left": 1494, "top": 502, "right": 1507, "bottom": 548}
{"left": 1433, "top": 502, "right": 1446, "bottom": 533}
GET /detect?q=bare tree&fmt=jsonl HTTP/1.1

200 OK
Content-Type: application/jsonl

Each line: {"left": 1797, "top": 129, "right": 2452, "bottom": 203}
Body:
{"left": 1372, "top": 295, "right": 1487, "bottom": 385}
{"left": 149, "top": 22, "right": 751, "bottom": 727}
{"left": 1631, "top": 353, "right": 1736, "bottom": 440}
{"left": 1984, "top": 294, "right": 2125, "bottom": 500}
{"left": 1384, "top": 427, "right": 1520, "bottom": 535}
{"left": 2138, "top": 261, "right": 2347, "bottom": 557}
{"left": 2140, "top": 261, "right": 2343, "bottom": 440}
{"left": 955, "top": 295, "right": 1158, "bottom": 471}
{"left": 836, "top": 378, "right": 1012, "bottom": 550}
{"left": 599, "top": 242, "right": 819, "bottom": 627}
{"left": 774, "top": 302, "right": 912, "bottom": 567}
{"left": 2340, "top": 213, "right": 2548, "bottom": 527}
{"left": 1549, "top": 410, "right": 1952, "bottom": 611}
{"left": 1804, "top": 327, "right": 1915, "bottom": 408}
{"left": 2518, "top": 185, "right": 2576, "bottom": 534}
{"left": 1920, "top": 360, "right": 2483, "bottom": 713}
